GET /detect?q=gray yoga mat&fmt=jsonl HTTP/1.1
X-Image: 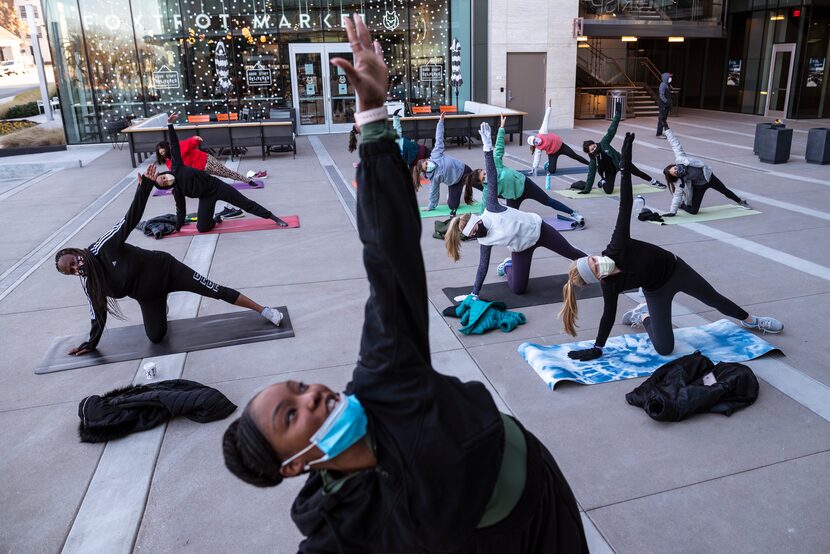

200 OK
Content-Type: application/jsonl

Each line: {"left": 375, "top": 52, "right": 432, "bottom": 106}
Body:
{"left": 443, "top": 274, "right": 618, "bottom": 309}
{"left": 35, "top": 308, "right": 294, "bottom": 374}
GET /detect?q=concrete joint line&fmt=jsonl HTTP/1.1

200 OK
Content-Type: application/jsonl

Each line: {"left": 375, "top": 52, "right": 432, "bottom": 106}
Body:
{"left": 308, "top": 136, "right": 357, "bottom": 230}
{"left": 0, "top": 168, "right": 59, "bottom": 201}
{"left": 62, "top": 235, "right": 217, "bottom": 554}
{"left": 0, "top": 164, "right": 152, "bottom": 303}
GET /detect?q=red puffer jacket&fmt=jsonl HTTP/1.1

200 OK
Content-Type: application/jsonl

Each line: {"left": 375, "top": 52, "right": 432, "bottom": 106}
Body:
{"left": 164, "top": 137, "right": 208, "bottom": 171}
{"left": 534, "top": 132, "right": 563, "bottom": 155}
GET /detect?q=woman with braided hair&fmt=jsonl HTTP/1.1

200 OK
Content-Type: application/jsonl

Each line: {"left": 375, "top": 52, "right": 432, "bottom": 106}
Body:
{"left": 222, "top": 17, "right": 587, "bottom": 553}
{"left": 54, "top": 165, "right": 283, "bottom": 356}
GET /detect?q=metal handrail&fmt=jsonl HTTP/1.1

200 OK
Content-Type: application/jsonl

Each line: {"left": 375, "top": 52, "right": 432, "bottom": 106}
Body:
{"left": 577, "top": 43, "right": 637, "bottom": 87}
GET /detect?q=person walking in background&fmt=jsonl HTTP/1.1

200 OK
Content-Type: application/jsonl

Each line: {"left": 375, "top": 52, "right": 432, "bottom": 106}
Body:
{"left": 656, "top": 72, "right": 673, "bottom": 138}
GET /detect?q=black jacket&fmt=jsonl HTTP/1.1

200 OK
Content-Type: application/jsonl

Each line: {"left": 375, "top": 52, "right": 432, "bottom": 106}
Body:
{"left": 137, "top": 213, "right": 177, "bottom": 240}
{"left": 290, "top": 129, "right": 504, "bottom": 553}
{"left": 78, "top": 379, "right": 237, "bottom": 442}
{"left": 168, "top": 124, "right": 224, "bottom": 230}
{"left": 625, "top": 352, "right": 759, "bottom": 422}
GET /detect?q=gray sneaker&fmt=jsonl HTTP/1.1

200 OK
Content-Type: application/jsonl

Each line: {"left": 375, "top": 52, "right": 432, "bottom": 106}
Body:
{"left": 737, "top": 200, "right": 752, "bottom": 210}
{"left": 741, "top": 316, "right": 783, "bottom": 334}
{"left": 262, "top": 307, "right": 284, "bottom": 327}
{"left": 622, "top": 302, "right": 649, "bottom": 328}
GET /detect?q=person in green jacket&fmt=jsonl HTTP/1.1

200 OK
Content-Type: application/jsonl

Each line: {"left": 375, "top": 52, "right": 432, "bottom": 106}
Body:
{"left": 579, "top": 102, "right": 665, "bottom": 194}
{"left": 471, "top": 115, "right": 585, "bottom": 226}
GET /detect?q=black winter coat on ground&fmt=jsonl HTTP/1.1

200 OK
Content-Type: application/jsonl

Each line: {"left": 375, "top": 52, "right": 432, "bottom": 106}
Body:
{"left": 625, "top": 351, "right": 759, "bottom": 422}
{"left": 78, "top": 379, "right": 237, "bottom": 442}
{"left": 137, "top": 213, "right": 178, "bottom": 239}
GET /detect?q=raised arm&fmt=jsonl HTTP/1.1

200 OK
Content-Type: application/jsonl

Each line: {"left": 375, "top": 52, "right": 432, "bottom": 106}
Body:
{"left": 606, "top": 133, "right": 635, "bottom": 250}
{"left": 433, "top": 113, "right": 446, "bottom": 157}
{"left": 494, "top": 119, "right": 506, "bottom": 170}
{"left": 89, "top": 169, "right": 157, "bottom": 256}
{"left": 538, "top": 106, "right": 551, "bottom": 135}
{"left": 602, "top": 106, "right": 621, "bottom": 145}
{"left": 664, "top": 128, "right": 688, "bottom": 164}
{"left": 471, "top": 244, "right": 493, "bottom": 296}
{"left": 392, "top": 111, "right": 403, "bottom": 138}
{"left": 479, "top": 122, "right": 505, "bottom": 214}
{"left": 166, "top": 113, "right": 183, "bottom": 169}
{"left": 331, "top": 16, "right": 431, "bottom": 379}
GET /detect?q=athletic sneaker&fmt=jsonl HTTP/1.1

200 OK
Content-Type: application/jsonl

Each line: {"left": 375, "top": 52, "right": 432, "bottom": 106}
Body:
{"left": 741, "top": 316, "right": 783, "bottom": 334}
{"left": 570, "top": 211, "right": 586, "bottom": 228}
{"left": 656, "top": 135, "right": 667, "bottom": 140}
{"left": 622, "top": 302, "right": 649, "bottom": 328}
{"left": 650, "top": 180, "right": 667, "bottom": 189}
{"left": 216, "top": 206, "right": 244, "bottom": 219}
{"left": 246, "top": 170, "right": 268, "bottom": 179}
{"left": 262, "top": 307, "right": 284, "bottom": 327}
{"left": 497, "top": 257, "right": 512, "bottom": 277}
{"left": 737, "top": 200, "right": 752, "bottom": 210}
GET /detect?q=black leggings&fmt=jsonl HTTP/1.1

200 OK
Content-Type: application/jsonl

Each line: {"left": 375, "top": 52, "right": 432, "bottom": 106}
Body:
{"left": 197, "top": 181, "right": 274, "bottom": 232}
{"left": 506, "top": 177, "right": 574, "bottom": 215}
{"left": 643, "top": 257, "right": 749, "bottom": 355}
{"left": 602, "top": 163, "right": 652, "bottom": 194}
{"left": 446, "top": 165, "right": 473, "bottom": 211}
{"left": 682, "top": 174, "right": 742, "bottom": 215}
{"left": 137, "top": 258, "right": 240, "bottom": 343}
{"left": 505, "top": 222, "right": 586, "bottom": 294}
{"left": 547, "top": 144, "right": 590, "bottom": 174}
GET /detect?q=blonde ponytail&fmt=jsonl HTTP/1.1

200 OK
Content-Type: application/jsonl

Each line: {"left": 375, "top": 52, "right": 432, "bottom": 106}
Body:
{"left": 444, "top": 213, "right": 471, "bottom": 262}
{"left": 559, "top": 263, "right": 586, "bottom": 336}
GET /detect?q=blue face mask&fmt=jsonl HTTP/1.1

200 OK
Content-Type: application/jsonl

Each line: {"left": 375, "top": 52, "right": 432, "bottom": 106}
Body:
{"left": 281, "top": 393, "right": 367, "bottom": 470}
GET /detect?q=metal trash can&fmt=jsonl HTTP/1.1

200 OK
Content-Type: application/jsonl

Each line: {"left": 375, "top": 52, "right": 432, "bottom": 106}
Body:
{"left": 606, "top": 90, "right": 627, "bottom": 120}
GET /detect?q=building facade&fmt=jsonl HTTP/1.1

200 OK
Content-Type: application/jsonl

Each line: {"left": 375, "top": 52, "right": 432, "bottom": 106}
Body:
{"left": 44, "top": 0, "right": 474, "bottom": 143}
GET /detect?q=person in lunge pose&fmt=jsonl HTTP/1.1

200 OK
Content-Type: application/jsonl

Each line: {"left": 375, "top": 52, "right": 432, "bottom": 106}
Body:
{"left": 560, "top": 132, "right": 782, "bottom": 361}
{"left": 445, "top": 122, "right": 587, "bottom": 297}
{"left": 473, "top": 115, "right": 585, "bottom": 226}
{"left": 661, "top": 124, "right": 751, "bottom": 216}
{"left": 413, "top": 112, "right": 476, "bottom": 215}
{"left": 528, "top": 106, "right": 590, "bottom": 175}
{"left": 580, "top": 103, "right": 665, "bottom": 194}
{"left": 154, "top": 113, "right": 288, "bottom": 231}
{"left": 55, "top": 166, "right": 284, "bottom": 356}
{"left": 348, "top": 109, "right": 431, "bottom": 168}
{"left": 222, "top": 18, "right": 588, "bottom": 553}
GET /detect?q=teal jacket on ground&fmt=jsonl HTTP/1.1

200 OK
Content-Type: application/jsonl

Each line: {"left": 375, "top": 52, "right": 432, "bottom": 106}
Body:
{"left": 456, "top": 296, "right": 527, "bottom": 335}
{"left": 584, "top": 112, "right": 621, "bottom": 192}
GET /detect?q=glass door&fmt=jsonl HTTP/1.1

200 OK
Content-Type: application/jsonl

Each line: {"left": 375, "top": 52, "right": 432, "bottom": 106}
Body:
{"left": 765, "top": 44, "right": 796, "bottom": 119}
{"left": 289, "top": 44, "right": 357, "bottom": 134}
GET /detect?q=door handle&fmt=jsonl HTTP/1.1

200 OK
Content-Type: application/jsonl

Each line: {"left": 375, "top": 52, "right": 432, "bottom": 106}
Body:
{"left": 507, "top": 90, "right": 513, "bottom": 102}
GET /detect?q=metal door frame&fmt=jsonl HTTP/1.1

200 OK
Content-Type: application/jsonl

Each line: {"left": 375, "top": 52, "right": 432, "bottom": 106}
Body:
{"left": 764, "top": 43, "right": 796, "bottom": 119}
{"left": 289, "top": 43, "right": 355, "bottom": 134}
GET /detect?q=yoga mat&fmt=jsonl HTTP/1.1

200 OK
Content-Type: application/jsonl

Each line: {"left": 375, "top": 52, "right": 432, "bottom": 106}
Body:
{"left": 647, "top": 204, "right": 762, "bottom": 225}
{"left": 443, "top": 274, "right": 616, "bottom": 309}
{"left": 555, "top": 183, "right": 663, "bottom": 200}
{"left": 420, "top": 202, "right": 482, "bottom": 218}
{"left": 35, "top": 309, "right": 295, "bottom": 374}
{"left": 543, "top": 215, "right": 579, "bottom": 232}
{"left": 162, "top": 216, "right": 300, "bottom": 238}
{"left": 152, "top": 180, "right": 264, "bottom": 196}
{"left": 519, "top": 167, "right": 587, "bottom": 177}
{"left": 519, "top": 319, "right": 781, "bottom": 390}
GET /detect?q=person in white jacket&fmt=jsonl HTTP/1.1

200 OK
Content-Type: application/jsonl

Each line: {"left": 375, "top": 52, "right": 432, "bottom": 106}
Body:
{"left": 661, "top": 125, "right": 751, "bottom": 216}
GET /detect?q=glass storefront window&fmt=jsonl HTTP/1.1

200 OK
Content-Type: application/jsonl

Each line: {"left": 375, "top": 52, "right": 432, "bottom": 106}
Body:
{"left": 580, "top": 0, "right": 724, "bottom": 24}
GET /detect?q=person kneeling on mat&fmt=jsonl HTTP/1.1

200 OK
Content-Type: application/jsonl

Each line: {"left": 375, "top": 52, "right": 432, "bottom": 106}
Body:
{"left": 445, "top": 122, "right": 587, "bottom": 298}
{"left": 55, "top": 165, "right": 283, "bottom": 356}
{"left": 222, "top": 19, "right": 588, "bottom": 553}
{"left": 528, "top": 128, "right": 589, "bottom": 176}
{"left": 156, "top": 113, "right": 288, "bottom": 232}
{"left": 471, "top": 115, "right": 584, "bottom": 226}
{"left": 560, "top": 132, "right": 782, "bottom": 362}
{"left": 580, "top": 102, "right": 665, "bottom": 195}
{"left": 413, "top": 112, "right": 476, "bottom": 215}
{"left": 661, "top": 124, "right": 751, "bottom": 216}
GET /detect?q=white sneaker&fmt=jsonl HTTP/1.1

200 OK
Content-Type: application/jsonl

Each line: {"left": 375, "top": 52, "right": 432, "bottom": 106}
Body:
{"left": 570, "top": 211, "right": 585, "bottom": 228}
{"left": 741, "top": 316, "right": 783, "bottom": 334}
{"left": 622, "top": 302, "right": 649, "bottom": 328}
{"left": 262, "top": 307, "right": 283, "bottom": 327}
{"left": 497, "top": 257, "right": 512, "bottom": 277}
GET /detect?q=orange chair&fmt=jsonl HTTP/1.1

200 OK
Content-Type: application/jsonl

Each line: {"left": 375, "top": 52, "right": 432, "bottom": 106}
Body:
{"left": 217, "top": 113, "right": 239, "bottom": 121}
{"left": 439, "top": 105, "right": 457, "bottom": 114}
{"left": 412, "top": 106, "right": 432, "bottom": 115}
{"left": 187, "top": 114, "right": 210, "bottom": 123}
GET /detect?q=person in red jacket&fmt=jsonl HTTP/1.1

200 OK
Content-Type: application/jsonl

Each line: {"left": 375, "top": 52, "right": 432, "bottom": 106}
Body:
{"left": 528, "top": 131, "right": 590, "bottom": 175}
{"left": 155, "top": 136, "right": 267, "bottom": 186}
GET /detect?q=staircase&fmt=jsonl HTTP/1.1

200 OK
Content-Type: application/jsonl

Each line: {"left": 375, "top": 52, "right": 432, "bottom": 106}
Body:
{"left": 628, "top": 88, "right": 659, "bottom": 117}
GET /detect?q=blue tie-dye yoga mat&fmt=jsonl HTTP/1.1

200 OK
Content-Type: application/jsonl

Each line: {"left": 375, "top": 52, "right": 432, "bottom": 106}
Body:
{"left": 518, "top": 319, "right": 782, "bottom": 390}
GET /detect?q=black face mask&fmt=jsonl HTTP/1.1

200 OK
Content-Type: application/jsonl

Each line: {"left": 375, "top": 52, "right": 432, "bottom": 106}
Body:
{"left": 474, "top": 223, "right": 488, "bottom": 238}
{"left": 76, "top": 255, "right": 88, "bottom": 277}
{"left": 676, "top": 165, "right": 687, "bottom": 177}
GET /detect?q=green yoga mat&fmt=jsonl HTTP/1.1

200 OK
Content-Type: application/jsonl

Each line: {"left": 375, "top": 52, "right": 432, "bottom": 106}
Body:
{"left": 420, "top": 202, "right": 483, "bottom": 218}
{"left": 555, "top": 183, "right": 664, "bottom": 200}
{"left": 648, "top": 204, "right": 762, "bottom": 225}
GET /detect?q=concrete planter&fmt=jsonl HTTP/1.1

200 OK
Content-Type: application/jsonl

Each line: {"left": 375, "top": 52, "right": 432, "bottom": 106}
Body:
{"left": 756, "top": 126, "right": 792, "bottom": 164}
{"left": 0, "top": 144, "right": 67, "bottom": 158}
{"left": 805, "top": 128, "right": 830, "bottom": 165}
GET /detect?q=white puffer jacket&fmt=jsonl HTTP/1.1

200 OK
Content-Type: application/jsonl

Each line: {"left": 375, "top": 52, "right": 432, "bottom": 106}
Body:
{"left": 666, "top": 129, "right": 713, "bottom": 214}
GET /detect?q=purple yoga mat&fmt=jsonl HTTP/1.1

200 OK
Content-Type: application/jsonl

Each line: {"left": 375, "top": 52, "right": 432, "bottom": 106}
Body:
{"left": 543, "top": 215, "right": 578, "bottom": 231}
{"left": 152, "top": 180, "right": 265, "bottom": 196}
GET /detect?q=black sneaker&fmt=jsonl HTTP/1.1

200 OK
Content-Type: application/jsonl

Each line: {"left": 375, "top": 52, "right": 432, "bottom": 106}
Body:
{"left": 216, "top": 207, "right": 244, "bottom": 219}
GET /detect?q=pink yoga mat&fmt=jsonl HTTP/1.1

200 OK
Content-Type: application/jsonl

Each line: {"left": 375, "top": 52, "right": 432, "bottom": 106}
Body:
{"left": 543, "top": 215, "right": 579, "bottom": 231}
{"left": 152, "top": 180, "right": 265, "bottom": 196}
{"left": 167, "top": 215, "right": 299, "bottom": 237}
